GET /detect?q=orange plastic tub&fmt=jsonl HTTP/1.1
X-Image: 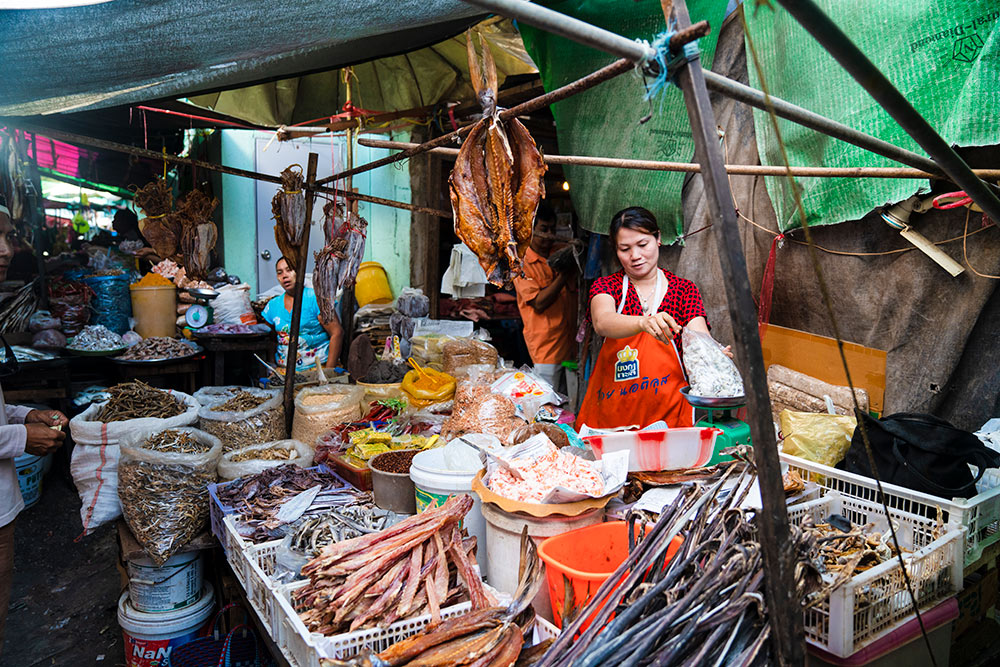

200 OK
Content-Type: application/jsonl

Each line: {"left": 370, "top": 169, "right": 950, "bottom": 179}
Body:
{"left": 538, "top": 521, "right": 682, "bottom": 630}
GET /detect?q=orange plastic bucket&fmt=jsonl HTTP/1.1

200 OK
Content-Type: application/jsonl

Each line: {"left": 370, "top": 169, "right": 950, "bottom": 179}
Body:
{"left": 538, "top": 521, "right": 682, "bottom": 630}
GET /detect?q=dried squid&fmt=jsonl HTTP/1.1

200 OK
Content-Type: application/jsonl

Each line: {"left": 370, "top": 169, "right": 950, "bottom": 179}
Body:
{"left": 449, "top": 34, "right": 546, "bottom": 287}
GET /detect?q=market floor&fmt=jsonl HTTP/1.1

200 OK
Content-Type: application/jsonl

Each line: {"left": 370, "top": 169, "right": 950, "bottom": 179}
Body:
{"left": 4, "top": 463, "right": 123, "bottom": 666}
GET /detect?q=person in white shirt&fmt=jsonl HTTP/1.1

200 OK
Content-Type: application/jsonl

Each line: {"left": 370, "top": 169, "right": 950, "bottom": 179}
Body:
{"left": 0, "top": 196, "right": 68, "bottom": 654}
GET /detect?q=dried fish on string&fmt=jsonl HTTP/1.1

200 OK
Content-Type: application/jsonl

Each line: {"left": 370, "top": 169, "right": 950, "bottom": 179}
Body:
{"left": 295, "top": 495, "right": 496, "bottom": 634}
{"left": 175, "top": 190, "right": 219, "bottom": 280}
{"left": 98, "top": 381, "right": 185, "bottom": 423}
{"left": 118, "top": 427, "right": 222, "bottom": 565}
{"left": 118, "top": 337, "right": 196, "bottom": 361}
{"left": 449, "top": 34, "right": 546, "bottom": 287}
{"left": 313, "top": 206, "right": 347, "bottom": 324}
{"left": 134, "top": 178, "right": 182, "bottom": 259}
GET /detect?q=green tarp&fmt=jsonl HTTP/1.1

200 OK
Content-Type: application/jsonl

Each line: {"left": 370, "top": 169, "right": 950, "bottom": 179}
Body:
{"left": 520, "top": 0, "right": 730, "bottom": 241}
{"left": 744, "top": 1, "right": 1000, "bottom": 230}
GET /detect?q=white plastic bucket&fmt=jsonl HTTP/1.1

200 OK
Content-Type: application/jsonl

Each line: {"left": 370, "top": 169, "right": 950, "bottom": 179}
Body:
{"left": 127, "top": 551, "right": 203, "bottom": 613}
{"left": 15, "top": 452, "right": 43, "bottom": 508}
{"left": 410, "top": 441, "right": 489, "bottom": 574}
{"left": 118, "top": 582, "right": 214, "bottom": 667}
{"left": 481, "top": 502, "right": 604, "bottom": 621}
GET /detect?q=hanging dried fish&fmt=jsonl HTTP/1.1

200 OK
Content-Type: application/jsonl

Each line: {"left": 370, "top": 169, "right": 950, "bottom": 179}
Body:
{"left": 278, "top": 165, "right": 307, "bottom": 245}
{"left": 174, "top": 190, "right": 219, "bottom": 279}
{"left": 273, "top": 194, "right": 300, "bottom": 269}
{"left": 0, "top": 280, "right": 38, "bottom": 334}
{"left": 335, "top": 207, "right": 368, "bottom": 288}
{"left": 314, "top": 201, "right": 347, "bottom": 324}
{"left": 134, "top": 178, "right": 182, "bottom": 259}
{"left": 449, "top": 34, "right": 546, "bottom": 287}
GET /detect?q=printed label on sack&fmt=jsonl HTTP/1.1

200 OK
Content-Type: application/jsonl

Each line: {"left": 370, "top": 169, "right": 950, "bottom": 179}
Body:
{"left": 615, "top": 345, "right": 640, "bottom": 382}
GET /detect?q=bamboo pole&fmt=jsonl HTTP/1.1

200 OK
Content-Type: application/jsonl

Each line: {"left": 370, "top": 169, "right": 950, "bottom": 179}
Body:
{"left": 357, "top": 138, "right": 1000, "bottom": 180}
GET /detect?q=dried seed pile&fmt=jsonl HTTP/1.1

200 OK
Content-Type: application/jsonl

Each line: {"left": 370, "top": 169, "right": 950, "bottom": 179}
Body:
{"left": 230, "top": 446, "right": 295, "bottom": 462}
{"left": 98, "top": 381, "right": 185, "bottom": 423}
{"left": 295, "top": 495, "right": 494, "bottom": 634}
{"left": 370, "top": 450, "right": 418, "bottom": 474}
{"left": 145, "top": 429, "right": 210, "bottom": 454}
{"left": 119, "top": 337, "right": 195, "bottom": 361}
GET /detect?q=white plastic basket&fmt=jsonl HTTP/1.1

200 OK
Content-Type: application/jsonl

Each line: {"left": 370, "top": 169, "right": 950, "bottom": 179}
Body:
{"left": 222, "top": 514, "right": 251, "bottom": 586}
{"left": 274, "top": 580, "right": 474, "bottom": 667}
{"left": 788, "top": 493, "right": 963, "bottom": 657}
{"left": 782, "top": 452, "right": 1000, "bottom": 567}
{"left": 243, "top": 540, "right": 283, "bottom": 640}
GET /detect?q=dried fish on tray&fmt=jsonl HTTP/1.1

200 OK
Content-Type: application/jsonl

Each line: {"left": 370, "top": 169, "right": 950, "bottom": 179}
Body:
{"left": 117, "top": 337, "right": 200, "bottom": 362}
{"left": 449, "top": 35, "right": 546, "bottom": 288}
{"left": 295, "top": 495, "right": 497, "bottom": 634}
{"left": 98, "top": 381, "right": 185, "bottom": 423}
{"left": 118, "top": 427, "right": 222, "bottom": 565}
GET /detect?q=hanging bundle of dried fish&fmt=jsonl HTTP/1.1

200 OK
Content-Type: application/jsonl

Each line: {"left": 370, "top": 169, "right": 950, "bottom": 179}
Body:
{"left": 295, "top": 495, "right": 496, "bottom": 634}
{"left": 98, "top": 381, "right": 185, "bottom": 423}
{"left": 314, "top": 202, "right": 348, "bottom": 324}
{"left": 273, "top": 193, "right": 300, "bottom": 269}
{"left": 449, "top": 35, "right": 546, "bottom": 287}
{"left": 176, "top": 190, "right": 219, "bottom": 279}
{"left": 118, "top": 427, "right": 222, "bottom": 565}
{"left": 278, "top": 165, "right": 307, "bottom": 244}
{"left": 0, "top": 280, "right": 38, "bottom": 334}
{"left": 335, "top": 205, "right": 368, "bottom": 288}
{"left": 134, "top": 178, "right": 181, "bottom": 259}
{"left": 0, "top": 131, "right": 28, "bottom": 223}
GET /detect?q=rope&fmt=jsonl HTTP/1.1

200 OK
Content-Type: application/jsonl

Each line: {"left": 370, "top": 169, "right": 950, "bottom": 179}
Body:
{"left": 741, "top": 8, "right": 938, "bottom": 664}
{"left": 641, "top": 25, "right": 702, "bottom": 101}
{"left": 963, "top": 208, "right": 1000, "bottom": 279}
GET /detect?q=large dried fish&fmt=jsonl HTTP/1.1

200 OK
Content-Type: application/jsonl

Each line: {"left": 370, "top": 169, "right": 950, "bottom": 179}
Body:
{"left": 449, "top": 34, "right": 546, "bottom": 287}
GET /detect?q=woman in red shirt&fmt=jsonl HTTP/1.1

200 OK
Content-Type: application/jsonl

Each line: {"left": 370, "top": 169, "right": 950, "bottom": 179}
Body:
{"left": 577, "top": 207, "right": 725, "bottom": 430}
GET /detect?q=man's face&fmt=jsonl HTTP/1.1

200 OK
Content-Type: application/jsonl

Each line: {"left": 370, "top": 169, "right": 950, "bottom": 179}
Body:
{"left": 276, "top": 258, "right": 296, "bottom": 292}
{"left": 0, "top": 213, "right": 15, "bottom": 282}
{"left": 531, "top": 217, "right": 557, "bottom": 255}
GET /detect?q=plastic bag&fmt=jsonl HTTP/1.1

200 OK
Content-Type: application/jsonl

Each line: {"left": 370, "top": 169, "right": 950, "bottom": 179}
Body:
{"left": 681, "top": 328, "right": 744, "bottom": 398}
{"left": 217, "top": 439, "right": 314, "bottom": 481}
{"left": 442, "top": 338, "right": 498, "bottom": 375}
{"left": 212, "top": 284, "right": 256, "bottom": 325}
{"left": 779, "top": 410, "right": 856, "bottom": 467}
{"left": 396, "top": 288, "right": 430, "bottom": 318}
{"left": 83, "top": 273, "right": 132, "bottom": 334}
{"left": 409, "top": 335, "right": 456, "bottom": 366}
{"left": 442, "top": 381, "right": 523, "bottom": 443}
{"left": 196, "top": 386, "right": 285, "bottom": 451}
{"left": 118, "top": 427, "right": 222, "bottom": 565}
{"left": 400, "top": 365, "right": 456, "bottom": 408}
{"left": 390, "top": 311, "right": 415, "bottom": 340}
{"left": 28, "top": 310, "right": 61, "bottom": 332}
{"left": 491, "top": 368, "right": 562, "bottom": 421}
{"left": 291, "top": 385, "right": 364, "bottom": 447}
{"left": 31, "top": 328, "right": 66, "bottom": 350}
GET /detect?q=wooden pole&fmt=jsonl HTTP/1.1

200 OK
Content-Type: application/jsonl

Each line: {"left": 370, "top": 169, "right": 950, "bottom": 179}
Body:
{"left": 282, "top": 152, "right": 319, "bottom": 434}
{"left": 358, "top": 138, "right": 1000, "bottom": 180}
{"left": 668, "top": 1, "right": 804, "bottom": 663}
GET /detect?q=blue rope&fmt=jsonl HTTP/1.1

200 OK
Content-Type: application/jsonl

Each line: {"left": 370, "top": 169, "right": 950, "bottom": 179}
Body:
{"left": 643, "top": 28, "right": 702, "bottom": 101}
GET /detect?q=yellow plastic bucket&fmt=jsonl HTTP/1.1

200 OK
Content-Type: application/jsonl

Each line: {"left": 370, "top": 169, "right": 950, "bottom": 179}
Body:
{"left": 130, "top": 285, "right": 177, "bottom": 338}
{"left": 355, "top": 262, "right": 392, "bottom": 307}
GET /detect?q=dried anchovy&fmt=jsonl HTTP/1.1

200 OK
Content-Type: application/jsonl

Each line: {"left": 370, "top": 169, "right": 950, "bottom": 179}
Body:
{"left": 67, "top": 324, "right": 125, "bottom": 351}
{"left": 209, "top": 390, "right": 270, "bottom": 413}
{"left": 98, "top": 381, "right": 185, "bottom": 423}
{"left": 145, "top": 429, "right": 210, "bottom": 454}
{"left": 288, "top": 504, "right": 388, "bottom": 558}
{"left": 230, "top": 445, "right": 296, "bottom": 462}
{"left": 119, "top": 337, "right": 195, "bottom": 361}
{"left": 199, "top": 403, "right": 284, "bottom": 452}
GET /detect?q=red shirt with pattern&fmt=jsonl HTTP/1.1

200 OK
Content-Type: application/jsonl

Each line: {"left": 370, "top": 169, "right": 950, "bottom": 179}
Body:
{"left": 587, "top": 269, "right": 708, "bottom": 327}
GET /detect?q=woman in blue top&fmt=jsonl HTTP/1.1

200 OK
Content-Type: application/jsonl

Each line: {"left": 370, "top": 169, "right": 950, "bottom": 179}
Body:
{"left": 263, "top": 257, "right": 344, "bottom": 371}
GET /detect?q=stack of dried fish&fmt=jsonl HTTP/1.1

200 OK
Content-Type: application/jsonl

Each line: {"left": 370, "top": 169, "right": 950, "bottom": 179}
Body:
{"left": 119, "top": 337, "right": 195, "bottom": 361}
{"left": 449, "top": 35, "right": 546, "bottom": 287}
{"left": 295, "top": 495, "right": 495, "bottom": 634}
{"left": 98, "top": 381, "right": 185, "bottom": 422}
{"left": 0, "top": 280, "right": 38, "bottom": 333}
{"left": 535, "top": 455, "right": 822, "bottom": 667}
{"left": 273, "top": 165, "right": 306, "bottom": 269}
{"left": 801, "top": 514, "right": 900, "bottom": 579}
{"left": 176, "top": 190, "right": 219, "bottom": 279}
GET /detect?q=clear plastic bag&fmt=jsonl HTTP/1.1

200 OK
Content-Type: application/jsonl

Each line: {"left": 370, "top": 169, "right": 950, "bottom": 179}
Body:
{"left": 118, "top": 427, "right": 222, "bottom": 565}
{"left": 491, "top": 368, "right": 562, "bottom": 421}
{"left": 681, "top": 328, "right": 744, "bottom": 398}
{"left": 29, "top": 310, "right": 61, "bottom": 332}
{"left": 196, "top": 386, "right": 285, "bottom": 451}
{"left": 217, "top": 439, "right": 314, "bottom": 481}
{"left": 442, "top": 338, "right": 499, "bottom": 375}
{"left": 409, "top": 334, "right": 456, "bottom": 365}
{"left": 442, "top": 381, "right": 523, "bottom": 442}
{"left": 32, "top": 328, "right": 66, "bottom": 350}
{"left": 396, "top": 288, "right": 430, "bottom": 318}
{"left": 291, "top": 385, "right": 364, "bottom": 447}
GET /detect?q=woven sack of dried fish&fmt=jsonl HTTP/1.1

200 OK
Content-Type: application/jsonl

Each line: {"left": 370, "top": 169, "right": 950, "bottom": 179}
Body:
{"left": 196, "top": 386, "right": 285, "bottom": 451}
{"left": 291, "top": 385, "right": 365, "bottom": 448}
{"left": 217, "top": 439, "right": 314, "bottom": 481}
{"left": 118, "top": 427, "right": 222, "bottom": 565}
{"left": 69, "top": 389, "right": 200, "bottom": 536}
{"left": 442, "top": 338, "right": 499, "bottom": 375}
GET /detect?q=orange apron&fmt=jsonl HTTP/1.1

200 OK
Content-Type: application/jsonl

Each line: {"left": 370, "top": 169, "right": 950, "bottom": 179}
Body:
{"left": 577, "top": 275, "right": 694, "bottom": 430}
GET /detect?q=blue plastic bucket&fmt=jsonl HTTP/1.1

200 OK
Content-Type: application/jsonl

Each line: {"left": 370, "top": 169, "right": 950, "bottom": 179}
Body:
{"left": 15, "top": 453, "right": 44, "bottom": 508}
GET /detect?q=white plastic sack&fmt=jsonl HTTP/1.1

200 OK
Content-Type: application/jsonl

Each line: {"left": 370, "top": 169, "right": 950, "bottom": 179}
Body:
{"left": 69, "top": 390, "right": 200, "bottom": 535}
{"left": 213, "top": 283, "right": 256, "bottom": 325}
{"left": 217, "top": 439, "right": 314, "bottom": 481}
{"left": 681, "top": 329, "right": 745, "bottom": 398}
{"left": 196, "top": 386, "right": 285, "bottom": 451}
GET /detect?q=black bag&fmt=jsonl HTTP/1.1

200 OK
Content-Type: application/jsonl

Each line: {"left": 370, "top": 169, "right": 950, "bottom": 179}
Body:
{"left": 840, "top": 412, "right": 1000, "bottom": 499}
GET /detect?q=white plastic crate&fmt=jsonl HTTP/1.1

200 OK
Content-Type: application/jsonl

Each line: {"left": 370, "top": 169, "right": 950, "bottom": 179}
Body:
{"left": 782, "top": 452, "right": 1000, "bottom": 567}
{"left": 243, "top": 540, "right": 283, "bottom": 640}
{"left": 788, "top": 493, "right": 963, "bottom": 657}
{"left": 274, "top": 580, "right": 474, "bottom": 667}
{"left": 222, "top": 513, "right": 251, "bottom": 586}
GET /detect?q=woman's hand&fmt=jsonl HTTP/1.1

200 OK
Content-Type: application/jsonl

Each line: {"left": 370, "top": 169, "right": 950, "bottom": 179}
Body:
{"left": 639, "top": 312, "right": 680, "bottom": 343}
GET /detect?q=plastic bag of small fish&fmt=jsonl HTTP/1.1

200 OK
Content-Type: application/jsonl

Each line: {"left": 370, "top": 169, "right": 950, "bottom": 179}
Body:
{"left": 217, "top": 439, "right": 314, "bottom": 481}
{"left": 681, "top": 328, "right": 744, "bottom": 398}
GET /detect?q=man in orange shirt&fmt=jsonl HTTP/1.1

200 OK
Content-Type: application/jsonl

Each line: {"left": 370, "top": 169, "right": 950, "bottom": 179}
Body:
{"left": 513, "top": 206, "right": 577, "bottom": 390}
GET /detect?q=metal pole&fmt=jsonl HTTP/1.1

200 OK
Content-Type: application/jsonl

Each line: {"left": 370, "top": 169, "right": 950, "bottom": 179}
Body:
{"left": 282, "top": 153, "right": 319, "bottom": 434}
{"left": 668, "top": 1, "right": 804, "bottom": 662}
{"left": 773, "top": 0, "right": 1000, "bottom": 221}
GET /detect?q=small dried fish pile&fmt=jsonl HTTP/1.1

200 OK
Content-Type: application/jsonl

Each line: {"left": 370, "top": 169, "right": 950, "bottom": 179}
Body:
{"left": 801, "top": 515, "right": 900, "bottom": 578}
{"left": 272, "top": 165, "right": 306, "bottom": 268}
{"left": 67, "top": 324, "right": 125, "bottom": 351}
{"left": 289, "top": 504, "right": 390, "bottom": 558}
{"left": 119, "top": 337, "right": 195, "bottom": 361}
{"left": 449, "top": 35, "right": 546, "bottom": 287}
{"left": 535, "top": 457, "right": 822, "bottom": 667}
{"left": 442, "top": 383, "right": 522, "bottom": 443}
{"left": 230, "top": 445, "right": 296, "bottom": 462}
{"left": 98, "top": 381, "right": 185, "bottom": 422}
{"left": 0, "top": 280, "right": 38, "bottom": 334}
{"left": 209, "top": 390, "right": 269, "bottom": 413}
{"left": 295, "top": 495, "right": 496, "bottom": 634}
{"left": 145, "top": 429, "right": 210, "bottom": 454}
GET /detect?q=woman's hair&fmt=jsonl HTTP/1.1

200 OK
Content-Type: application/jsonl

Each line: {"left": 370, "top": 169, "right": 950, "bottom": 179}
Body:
{"left": 609, "top": 207, "right": 660, "bottom": 242}
{"left": 275, "top": 256, "right": 293, "bottom": 271}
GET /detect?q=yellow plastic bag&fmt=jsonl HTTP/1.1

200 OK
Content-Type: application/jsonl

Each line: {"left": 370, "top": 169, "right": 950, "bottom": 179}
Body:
{"left": 779, "top": 409, "right": 856, "bottom": 467}
{"left": 400, "top": 359, "right": 457, "bottom": 408}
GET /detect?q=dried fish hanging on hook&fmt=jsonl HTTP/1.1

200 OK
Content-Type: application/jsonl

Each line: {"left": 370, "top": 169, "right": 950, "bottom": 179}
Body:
{"left": 134, "top": 178, "right": 181, "bottom": 260}
{"left": 176, "top": 189, "right": 219, "bottom": 279}
{"left": 449, "top": 34, "right": 547, "bottom": 287}
{"left": 313, "top": 201, "right": 348, "bottom": 325}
